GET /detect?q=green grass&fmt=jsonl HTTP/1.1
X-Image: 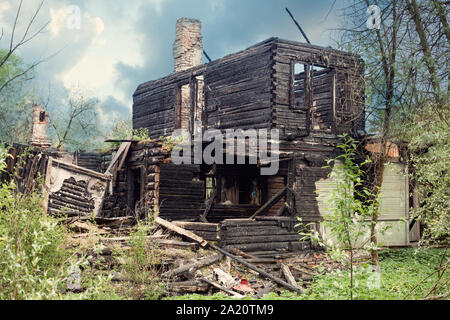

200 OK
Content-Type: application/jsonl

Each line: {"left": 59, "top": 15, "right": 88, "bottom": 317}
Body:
{"left": 171, "top": 248, "right": 448, "bottom": 300}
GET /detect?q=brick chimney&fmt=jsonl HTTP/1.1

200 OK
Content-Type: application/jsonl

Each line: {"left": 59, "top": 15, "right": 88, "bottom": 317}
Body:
{"left": 173, "top": 18, "right": 203, "bottom": 72}
{"left": 29, "top": 104, "right": 52, "bottom": 149}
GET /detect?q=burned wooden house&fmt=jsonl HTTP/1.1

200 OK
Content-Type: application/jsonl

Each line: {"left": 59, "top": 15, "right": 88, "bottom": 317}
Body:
{"left": 3, "top": 18, "right": 416, "bottom": 254}
{"left": 99, "top": 18, "right": 368, "bottom": 252}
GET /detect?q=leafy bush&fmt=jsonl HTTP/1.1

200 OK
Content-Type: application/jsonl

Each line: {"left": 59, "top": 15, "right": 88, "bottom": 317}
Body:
{"left": 401, "top": 105, "right": 450, "bottom": 244}
{"left": 297, "top": 134, "right": 381, "bottom": 299}
{"left": 0, "top": 144, "right": 114, "bottom": 299}
{"left": 299, "top": 248, "right": 448, "bottom": 300}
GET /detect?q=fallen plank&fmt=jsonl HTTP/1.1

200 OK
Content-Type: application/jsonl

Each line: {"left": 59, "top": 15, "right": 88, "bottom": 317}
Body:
{"left": 167, "top": 280, "right": 209, "bottom": 294}
{"left": 99, "top": 236, "right": 196, "bottom": 249}
{"left": 172, "top": 221, "right": 219, "bottom": 232}
{"left": 200, "top": 278, "right": 244, "bottom": 299}
{"left": 281, "top": 263, "right": 299, "bottom": 288}
{"left": 231, "top": 248, "right": 257, "bottom": 260}
{"left": 155, "top": 217, "right": 209, "bottom": 247}
{"left": 162, "top": 254, "right": 224, "bottom": 278}
{"left": 154, "top": 239, "right": 198, "bottom": 249}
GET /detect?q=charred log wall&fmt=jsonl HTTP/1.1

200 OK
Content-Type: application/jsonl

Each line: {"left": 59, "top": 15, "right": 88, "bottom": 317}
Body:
{"left": 271, "top": 39, "right": 365, "bottom": 139}
{"left": 74, "top": 151, "right": 102, "bottom": 172}
{"left": 99, "top": 141, "right": 169, "bottom": 218}
{"left": 204, "top": 39, "right": 274, "bottom": 130}
{"left": 220, "top": 218, "right": 310, "bottom": 253}
{"left": 158, "top": 163, "right": 205, "bottom": 221}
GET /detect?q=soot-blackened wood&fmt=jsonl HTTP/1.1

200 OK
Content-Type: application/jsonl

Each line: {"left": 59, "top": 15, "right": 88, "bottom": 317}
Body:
{"left": 162, "top": 254, "right": 224, "bottom": 278}
{"left": 200, "top": 189, "right": 216, "bottom": 222}
{"left": 155, "top": 217, "right": 209, "bottom": 247}
{"left": 250, "top": 187, "right": 287, "bottom": 219}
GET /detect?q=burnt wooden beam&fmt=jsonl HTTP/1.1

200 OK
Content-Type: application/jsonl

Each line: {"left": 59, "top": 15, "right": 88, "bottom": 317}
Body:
{"left": 249, "top": 187, "right": 287, "bottom": 219}
{"left": 155, "top": 217, "right": 209, "bottom": 247}
{"left": 162, "top": 253, "right": 224, "bottom": 278}
{"left": 200, "top": 189, "right": 216, "bottom": 222}
{"left": 285, "top": 8, "right": 311, "bottom": 44}
{"left": 281, "top": 263, "right": 299, "bottom": 289}
{"left": 200, "top": 278, "right": 244, "bottom": 298}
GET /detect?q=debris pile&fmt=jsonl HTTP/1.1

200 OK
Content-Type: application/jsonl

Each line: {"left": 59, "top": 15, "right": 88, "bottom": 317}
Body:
{"left": 63, "top": 215, "right": 361, "bottom": 299}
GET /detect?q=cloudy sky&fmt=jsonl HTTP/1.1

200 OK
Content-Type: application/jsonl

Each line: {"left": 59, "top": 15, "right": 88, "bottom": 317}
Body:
{"left": 0, "top": 0, "right": 347, "bottom": 128}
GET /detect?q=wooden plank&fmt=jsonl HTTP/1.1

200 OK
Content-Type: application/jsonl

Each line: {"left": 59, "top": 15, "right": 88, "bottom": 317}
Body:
{"left": 281, "top": 263, "right": 299, "bottom": 289}
{"left": 104, "top": 142, "right": 131, "bottom": 175}
{"left": 155, "top": 217, "right": 209, "bottom": 247}
{"left": 200, "top": 278, "right": 244, "bottom": 298}
{"left": 162, "top": 254, "right": 224, "bottom": 278}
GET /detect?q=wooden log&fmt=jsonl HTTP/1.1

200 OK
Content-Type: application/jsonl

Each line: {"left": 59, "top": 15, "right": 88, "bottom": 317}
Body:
{"left": 200, "top": 278, "right": 244, "bottom": 298}
{"left": 155, "top": 217, "right": 209, "bottom": 247}
{"left": 172, "top": 221, "right": 219, "bottom": 232}
{"left": 167, "top": 280, "right": 209, "bottom": 294}
{"left": 281, "top": 263, "right": 299, "bottom": 288}
{"left": 249, "top": 187, "right": 287, "bottom": 219}
{"left": 162, "top": 254, "right": 224, "bottom": 278}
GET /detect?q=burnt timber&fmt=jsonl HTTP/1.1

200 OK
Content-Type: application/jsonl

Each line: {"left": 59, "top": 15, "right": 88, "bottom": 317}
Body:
{"left": 100, "top": 31, "right": 366, "bottom": 254}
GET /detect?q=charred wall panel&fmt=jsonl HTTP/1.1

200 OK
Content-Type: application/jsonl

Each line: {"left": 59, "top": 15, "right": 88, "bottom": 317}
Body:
{"left": 204, "top": 39, "right": 274, "bottom": 130}
{"left": 158, "top": 163, "right": 205, "bottom": 221}
{"left": 271, "top": 39, "right": 365, "bottom": 140}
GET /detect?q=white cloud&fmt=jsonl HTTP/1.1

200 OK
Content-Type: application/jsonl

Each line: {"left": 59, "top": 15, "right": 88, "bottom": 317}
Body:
{"left": 49, "top": 7, "right": 68, "bottom": 37}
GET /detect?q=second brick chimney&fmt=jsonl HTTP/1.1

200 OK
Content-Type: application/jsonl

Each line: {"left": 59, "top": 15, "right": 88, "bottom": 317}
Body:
{"left": 173, "top": 18, "right": 203, "bottom": 72}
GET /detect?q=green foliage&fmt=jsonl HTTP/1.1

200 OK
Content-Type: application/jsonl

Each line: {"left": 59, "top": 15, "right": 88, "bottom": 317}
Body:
{"left": 161, "top": 135, "right": 185, "bottom": 151}
{"left": 399, "top": 105, "right": 450, "bottom": 244}
{"left": 323, "top": 134, "right": 380, "bottom": 247}
{"left": 116, "top": 215, "right": 165, "bottom": 300}
{"left": 0, "top": 144, "right": 113, "bottom": 299}
{"left": 107, "top": 119, "right": 150, "bottom": 147}
{"left": 0, "top": 50, "right": 34, "bottom": 144}
{"left": 299, "top": 248, "right": 448, "bottom": 300}
{"left": 299, "top": 134, "right": 380, "bottom": 252}
{"left": 297, "top": 134, "right": 382, "bottom": 299}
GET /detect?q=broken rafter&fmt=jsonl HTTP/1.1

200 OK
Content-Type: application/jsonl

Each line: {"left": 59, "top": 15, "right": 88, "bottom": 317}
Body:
{"left": 104, "top": 141, "right": 132, "bottom": 175}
